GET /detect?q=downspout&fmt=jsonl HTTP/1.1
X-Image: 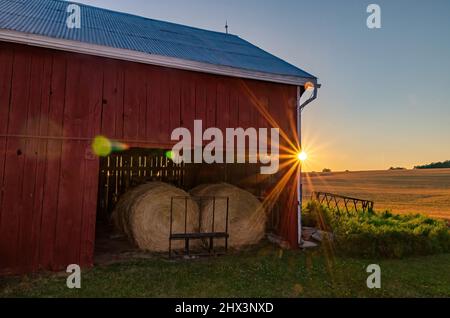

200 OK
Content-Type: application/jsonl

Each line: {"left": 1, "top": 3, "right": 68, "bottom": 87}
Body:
{"left": 297, "top": 84, "right": 318, "bottom": 247}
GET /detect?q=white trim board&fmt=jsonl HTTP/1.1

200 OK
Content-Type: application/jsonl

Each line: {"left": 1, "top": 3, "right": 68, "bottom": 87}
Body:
{"left": 0, "top": 29, "right": 317, "bottom": 87}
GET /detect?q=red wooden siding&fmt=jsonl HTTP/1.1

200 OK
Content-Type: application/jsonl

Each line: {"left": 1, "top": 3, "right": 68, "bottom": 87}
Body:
{"left": 0, "top": 41, "right": 299, "bottom": 274}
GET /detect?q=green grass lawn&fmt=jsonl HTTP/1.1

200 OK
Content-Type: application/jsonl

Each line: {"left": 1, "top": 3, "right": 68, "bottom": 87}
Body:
{"left": 1, "top": 244, "right": 449, "bottom": 298}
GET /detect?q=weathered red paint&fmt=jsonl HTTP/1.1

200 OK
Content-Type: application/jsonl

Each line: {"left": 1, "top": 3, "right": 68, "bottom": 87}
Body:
{"left": 0, "top": 41, "right": 300, "bottom": 274}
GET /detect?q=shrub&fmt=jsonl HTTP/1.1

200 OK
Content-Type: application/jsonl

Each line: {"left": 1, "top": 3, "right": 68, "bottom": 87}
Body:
{"left": 303, "top": 201, "right": 450, "bottom": 258}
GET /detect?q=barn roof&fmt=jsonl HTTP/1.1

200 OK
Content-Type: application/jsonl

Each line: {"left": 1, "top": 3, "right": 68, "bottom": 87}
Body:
{"left": 0, "top": 0, "right": 317, "bottom": 86}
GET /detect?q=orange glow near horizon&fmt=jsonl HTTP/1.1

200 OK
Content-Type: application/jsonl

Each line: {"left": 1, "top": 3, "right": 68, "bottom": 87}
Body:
{"left": 236, "top": 79, "right": 340, "bottom": 231}
{"left": 238, "top": 80, "right": 309, "bottom": 216}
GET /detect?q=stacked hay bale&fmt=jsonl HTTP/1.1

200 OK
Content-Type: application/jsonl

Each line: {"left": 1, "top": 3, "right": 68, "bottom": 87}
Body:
{"left": 112, "top": 182, "right": 199, "bottom": 252}
{"left": 191, "top": 183, "right": 266, "bottom": 248}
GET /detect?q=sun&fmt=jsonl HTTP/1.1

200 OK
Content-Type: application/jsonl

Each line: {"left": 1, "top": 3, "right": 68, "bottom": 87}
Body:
{"left": 297, "top": 151, "right": 307, "bottom": 162}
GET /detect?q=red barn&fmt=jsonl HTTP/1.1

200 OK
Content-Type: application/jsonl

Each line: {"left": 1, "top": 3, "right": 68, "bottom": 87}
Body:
{"left": 0, "top": 0, "right": 318, "bottom": 274}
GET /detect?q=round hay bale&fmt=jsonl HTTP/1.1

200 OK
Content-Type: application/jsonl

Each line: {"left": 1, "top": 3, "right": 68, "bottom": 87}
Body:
{"left": 190, "top": 183, "right": 266, "bottom": 248}
{"left": 112, "top": 182, "right": 199, "bottom": 252}
{"left": 111, "top": 182, "right": 164, "bottom": 239}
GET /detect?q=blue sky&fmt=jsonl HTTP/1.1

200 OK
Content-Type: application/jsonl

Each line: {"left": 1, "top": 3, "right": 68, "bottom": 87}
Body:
{"left": 71, "top": 0, "right": 450, "bottom": 171}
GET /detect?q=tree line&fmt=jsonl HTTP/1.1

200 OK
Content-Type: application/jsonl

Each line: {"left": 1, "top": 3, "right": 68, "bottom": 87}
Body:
{"left": 414, "top": 160, "right": 450, "bottom": 169}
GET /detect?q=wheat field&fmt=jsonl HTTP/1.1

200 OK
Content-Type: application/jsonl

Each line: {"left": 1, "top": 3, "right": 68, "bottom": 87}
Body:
{"left": 303, "top": 168, "right": 450, "bottom": 220}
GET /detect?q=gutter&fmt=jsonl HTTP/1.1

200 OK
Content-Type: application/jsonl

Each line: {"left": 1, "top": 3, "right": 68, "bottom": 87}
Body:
{"left": 297, "top": 84, "right": 319, "bottom": 247}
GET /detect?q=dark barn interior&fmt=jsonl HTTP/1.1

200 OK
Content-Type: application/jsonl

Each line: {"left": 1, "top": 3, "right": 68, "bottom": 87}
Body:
{"left": 94, "top": 147, "right": 282, "bottom": 259}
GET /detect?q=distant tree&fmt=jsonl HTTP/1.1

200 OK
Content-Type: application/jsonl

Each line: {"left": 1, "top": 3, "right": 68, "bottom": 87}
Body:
{"left": 414, "top": 160, "right": 450, "bottom": 169}
{"left": 322, "top": 168, "right": 332, "bottom": 173}
{"left": 389, "top": 167, "right": 406, "bottom": 170}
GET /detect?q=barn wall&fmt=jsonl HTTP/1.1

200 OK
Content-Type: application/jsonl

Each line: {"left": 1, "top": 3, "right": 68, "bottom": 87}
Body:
{"left": 0, "top": 41, "right": 299, "bottom": 274}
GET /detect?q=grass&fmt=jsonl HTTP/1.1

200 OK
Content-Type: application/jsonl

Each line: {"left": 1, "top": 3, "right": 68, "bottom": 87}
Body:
{"left": 303, "top": 168, "right": 450, "bottom": 220}
{"left": 303, "top": 202, "right": 450, "bottom": 258}
{"left": 1, "top": 245, "right": 449, "bottom": 298}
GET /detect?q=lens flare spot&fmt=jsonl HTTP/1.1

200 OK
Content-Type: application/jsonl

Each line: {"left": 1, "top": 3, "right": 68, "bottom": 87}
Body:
{"left": 111, "top": 141, "right": 129, "bottom": 152}
{"left": 92, "top": 135, "right": 112, "bottom": 157}
{"left": 165, "top": 150, "right": 182, "bottom": 162}
{"left": 165, "top": 150, "right": 174, "bottom": 160}
{"left": 92, "top": 136, "right": 129, "bottom": 157}
{"left": 304, "top": 82, "right": 315, "bottom": 91}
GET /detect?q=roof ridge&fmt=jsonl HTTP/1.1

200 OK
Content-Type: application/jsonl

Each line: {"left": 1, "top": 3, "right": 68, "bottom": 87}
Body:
{"left": 56, "top": 0, "right": 239, "bottom": 38}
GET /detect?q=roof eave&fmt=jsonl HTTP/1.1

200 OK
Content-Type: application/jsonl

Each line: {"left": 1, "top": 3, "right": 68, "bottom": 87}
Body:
{"left": 0, "top": 29, "right": 317, "bottom": 87}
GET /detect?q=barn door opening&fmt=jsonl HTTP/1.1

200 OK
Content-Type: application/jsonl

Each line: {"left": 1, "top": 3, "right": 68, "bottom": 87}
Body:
{"left": 94, "top": 147, "right": 185, "bottom": 259}
{"left": 96, "top": 148, "right": 185, "bottom": 222}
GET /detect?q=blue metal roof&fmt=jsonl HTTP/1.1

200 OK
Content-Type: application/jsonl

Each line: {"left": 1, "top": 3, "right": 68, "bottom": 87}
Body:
{"left": 0, "top": 0, "right": 316, "bottom": 81}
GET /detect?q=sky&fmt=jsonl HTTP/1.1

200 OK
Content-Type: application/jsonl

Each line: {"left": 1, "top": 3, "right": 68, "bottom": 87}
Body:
{"left": 71, "top": 0, "right": 450, "bottom": 172}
